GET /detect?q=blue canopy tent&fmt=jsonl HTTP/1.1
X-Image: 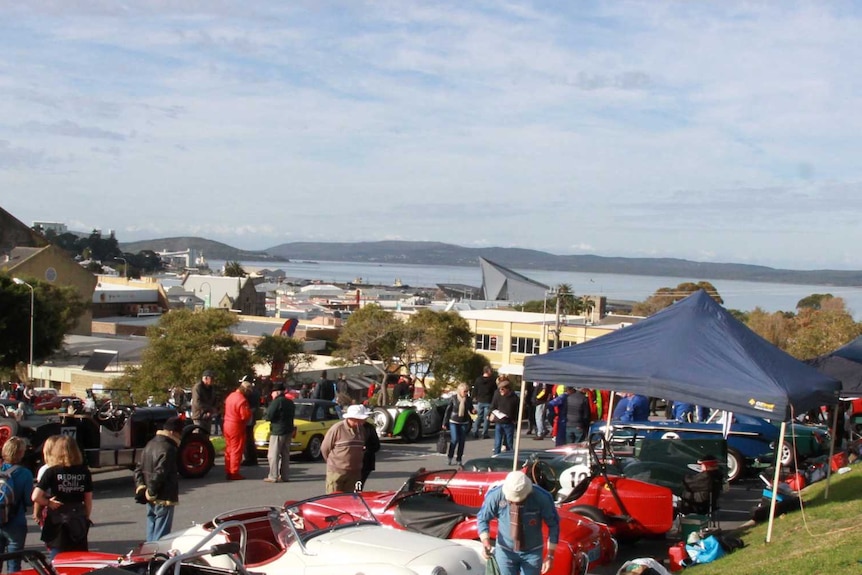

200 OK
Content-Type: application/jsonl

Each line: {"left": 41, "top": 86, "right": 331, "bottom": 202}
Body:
{"left": 805, "top": 334, "right": 862, "bottom": 398}
{"left": 523, "top": 290, "right": 840, "bottom": 420}
{"left": 523, "top": 290, "right": 841, "bottom": 542}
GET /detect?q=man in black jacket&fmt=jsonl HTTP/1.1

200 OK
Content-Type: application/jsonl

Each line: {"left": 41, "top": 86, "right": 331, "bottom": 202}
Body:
{"left": 471, "top": 366, "right": 496, "bottom": 439}
{"left": 134, "top": 417, "right": 183, "bottom": 542}
{"left": 263, "top": 382, "right": 295, "bottom": 483}
{"left": 490, "top": 377, "right": 520, "bottom": 455}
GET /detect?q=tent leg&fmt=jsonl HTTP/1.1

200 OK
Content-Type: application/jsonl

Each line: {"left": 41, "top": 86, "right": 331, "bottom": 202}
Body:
{"left": 605, "top": 392, "right": 616, "bottom": 441}
{"left": 513, "top": 379, "right": 526, "bottom": 472}
{"left": 765, "top": 421, "right": 787, "bottom": 544}
{"left": 825, "top": 406, "right": 839, "bottom": 499}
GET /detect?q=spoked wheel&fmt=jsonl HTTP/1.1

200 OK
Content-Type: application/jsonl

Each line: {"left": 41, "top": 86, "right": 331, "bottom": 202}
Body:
{"left": 0, "top": 420, "right": 18, "bottom": 452}
{"left": 178, "top": 434, "right": 216, "bottom": 478}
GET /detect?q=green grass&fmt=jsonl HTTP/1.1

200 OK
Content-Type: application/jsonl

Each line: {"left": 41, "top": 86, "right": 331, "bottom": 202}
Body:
{"left": 210, "top": 435, "right": 225, "bottom": 455}
{"left": 694, "top": 466, "right": 862, "bottom": 575}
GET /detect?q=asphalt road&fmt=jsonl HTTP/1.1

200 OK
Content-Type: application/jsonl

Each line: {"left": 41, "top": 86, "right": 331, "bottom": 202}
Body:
{"left": 19, "top": 434, "right": 765, "bottom": 574}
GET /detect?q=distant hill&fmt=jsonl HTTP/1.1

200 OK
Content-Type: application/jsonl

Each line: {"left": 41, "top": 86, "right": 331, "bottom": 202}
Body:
{"left": 119, "top": 237, "right": 862, "bottom": 287}
{"left": 120, "top": 237, "right": 286, "bottom": 262}
{"left": 265, "top": 240, "right": 862, "bottom": 287}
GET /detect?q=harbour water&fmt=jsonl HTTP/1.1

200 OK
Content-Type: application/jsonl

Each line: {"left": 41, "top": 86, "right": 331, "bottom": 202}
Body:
{"left": 210, "top": 259, "right": 862, "bottom": 318}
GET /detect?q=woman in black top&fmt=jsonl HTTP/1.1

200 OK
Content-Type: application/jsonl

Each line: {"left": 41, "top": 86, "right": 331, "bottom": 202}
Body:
{"left": 32, "top": 435, "right": 93, "bottom": 559}
{"left": 443, "top": 383, "right": 475, "bottom": 466}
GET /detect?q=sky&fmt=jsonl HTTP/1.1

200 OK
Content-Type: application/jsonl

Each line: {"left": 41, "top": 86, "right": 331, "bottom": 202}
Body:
{"left": 2, "top": 1, "right": 862, "bottom": 270}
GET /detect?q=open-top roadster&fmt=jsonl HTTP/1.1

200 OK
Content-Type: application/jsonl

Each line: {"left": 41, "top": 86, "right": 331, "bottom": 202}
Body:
{"left": 352, "top": 468, "right": 617, "bottom": 575}
{"left": 133, "top": 492, "right": 487, "bottom": 575}
{"left": 441, "top": 444, "right": 675, "bottom": 541}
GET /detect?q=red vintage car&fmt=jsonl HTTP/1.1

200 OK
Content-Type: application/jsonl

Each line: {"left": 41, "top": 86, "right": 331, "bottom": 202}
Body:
{"left": 348, "top": 468, "right": 618, "bottom": 575}
{"left": 427, "top": 453, "right": 675, "bottom": 542}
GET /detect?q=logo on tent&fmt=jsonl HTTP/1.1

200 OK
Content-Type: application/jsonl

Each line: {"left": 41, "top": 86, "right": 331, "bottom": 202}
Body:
{"left": 748, "top": 398, "right": 776, "bottom": 413}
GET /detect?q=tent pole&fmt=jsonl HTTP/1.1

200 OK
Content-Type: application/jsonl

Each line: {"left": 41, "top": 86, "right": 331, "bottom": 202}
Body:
{"left": 513, "top": 379, "right": 527, "bottom": 471}
{"left": 605, "top": 392, "right": 616, "bottom": 441}
{"left": 765, "top": 421, "right": 787, "bottom": 543}
{"left": 825, "top": 406, "right": 839, "bottom": 499}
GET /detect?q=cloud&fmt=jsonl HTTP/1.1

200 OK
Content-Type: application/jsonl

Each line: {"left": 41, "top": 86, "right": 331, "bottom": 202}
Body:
{"left": 2, "top": 2, "right": 862, "bottom": 268}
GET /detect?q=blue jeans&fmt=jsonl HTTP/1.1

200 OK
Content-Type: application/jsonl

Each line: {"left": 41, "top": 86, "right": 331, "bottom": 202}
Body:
{"left": 473, "top": 403, "right": 491, "bottom": 437}
{"left": 146, "top": 503, "right": 175, "bottom": 542}
{"left": 495, "top": 545, "right": 542, "bottom": 575}
{"left": 565, "top": 427, "right": 585, "bottom": 444}
{"left": 448, "top": 422, "right": 469, "bottom": 462}
{"left": 494, "top": 423, "right": 515, "bottom": 455}
{"left": 534, "top": 404, "right": 548, "bottom": 437}
{"left": 0, "top": 522, "right": 27, "bottom": 572}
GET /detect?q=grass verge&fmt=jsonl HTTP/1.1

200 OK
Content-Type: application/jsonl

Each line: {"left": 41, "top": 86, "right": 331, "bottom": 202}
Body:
{"left": 694, "top": 465, "right": 861, "bottom": 575}
{"left": 210, "top": 435, "right": 225, "bottom": 455}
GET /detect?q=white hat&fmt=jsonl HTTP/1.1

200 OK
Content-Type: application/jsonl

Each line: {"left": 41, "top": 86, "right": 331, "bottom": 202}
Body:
{"left": 502, "top": 471, "right": 533, "bottom": 502}
{"left": 344, "top": 404, "right": 370, "bottom": 420}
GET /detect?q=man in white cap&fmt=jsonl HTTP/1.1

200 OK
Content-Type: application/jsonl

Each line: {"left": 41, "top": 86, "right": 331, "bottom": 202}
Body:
{"left": 477, "top": 470, "right": 560, "bottom": 575}
{"left": 320, "top": 404, "right": 371, "bottom": 493}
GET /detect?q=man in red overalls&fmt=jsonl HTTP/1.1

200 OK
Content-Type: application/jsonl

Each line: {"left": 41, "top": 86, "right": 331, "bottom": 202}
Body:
{"left": 223, "top": 377, "right": 253, "bottom": 480}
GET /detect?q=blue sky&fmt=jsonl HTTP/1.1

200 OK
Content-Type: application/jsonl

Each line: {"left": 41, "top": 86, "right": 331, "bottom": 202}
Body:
{"left": 3, "top": 1, "right": 862, "bottom": 269}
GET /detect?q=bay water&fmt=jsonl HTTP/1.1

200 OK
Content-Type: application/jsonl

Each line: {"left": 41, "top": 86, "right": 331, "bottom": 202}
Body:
{"left": 211, "top": 259, "right": 862, "bottom": 318}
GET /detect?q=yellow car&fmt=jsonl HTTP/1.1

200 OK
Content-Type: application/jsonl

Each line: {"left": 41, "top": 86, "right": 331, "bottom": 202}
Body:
{"left": 253, "top": 399, "right": 341, "bottom": 460}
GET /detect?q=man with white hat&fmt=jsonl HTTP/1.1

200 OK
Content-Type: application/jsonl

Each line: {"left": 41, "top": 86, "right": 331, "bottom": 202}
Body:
{"left": 477, "top": 470, "right": 560, "bottom": 575}
{"left": 320, "top": 404, "right": 371, "bottom": 494}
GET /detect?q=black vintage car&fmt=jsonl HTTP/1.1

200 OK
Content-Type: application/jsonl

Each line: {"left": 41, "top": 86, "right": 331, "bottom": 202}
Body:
{"left": 0, "top": 389, "right": 215, "bottom": 479}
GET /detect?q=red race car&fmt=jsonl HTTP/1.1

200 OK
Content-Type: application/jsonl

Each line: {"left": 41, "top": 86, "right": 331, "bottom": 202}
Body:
{"left": 347, "top": 468, "right": 618, "bottom": 575}
{"left": 429, "top": 450, "right": 675, "bottom": 542}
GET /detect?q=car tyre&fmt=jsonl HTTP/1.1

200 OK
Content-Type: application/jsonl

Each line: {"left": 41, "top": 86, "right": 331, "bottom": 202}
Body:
{"left": 304, "top": 434, "right": 324, "bottom": 461}
{"left": 568, "top": 504, "right": 609, "bottom": 525}
{"left": 178, "top": 433, "right": 216, "bottom": 479}
{"left": 0, "top": 420, "right": 18, "bottom": 452}
{"left": 372, "top": 407, "right": 393, "bottom": 435}
{"left": 779, "top": 443, "right": 796, "bottom": 467}
{"left": 401, "top": 415, "right": 422, "bottom": 443}
{"left": 727, "top": 448, "right": 743, "bottom": 482}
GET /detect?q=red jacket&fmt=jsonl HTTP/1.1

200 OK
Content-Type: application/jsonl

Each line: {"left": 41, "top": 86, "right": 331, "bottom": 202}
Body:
{"left": 223, "top": 390, "right": 252, "bottom": 428}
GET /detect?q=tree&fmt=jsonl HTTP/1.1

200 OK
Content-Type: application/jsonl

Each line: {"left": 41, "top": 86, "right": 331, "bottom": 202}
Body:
{"left": 0, "top": 275, "right": 87, "bottom": 373}
{"left": 120, "top": 308, "right": 253, "bottom": 402}
{"left": 402, "top": 309, "right": 474, "bottom": 388}
{"left": 253, "top": 335, "right": 315, "bottom": 381}
{"left": 744, "top": 307, "right": 796, "bottom": 349}
{"left": 334, "top": 304, "right": 405, "bottom": 382}
{"left": 223, "top": 261, "right": 247, "bottom": 277}
{"left": 784, "top": 298, "right": 862, "bottom": 359}
{"left": 796, "top": 293, "right": 834, "bottom": 311}
{"left": 334, "top": 305, "right": 476, "bottom": 401}
{"left": 518, "top": 284, "right": 587, "bottom": 315}
{"left": 632, "top": 281, "right": 723, "bottom": 316}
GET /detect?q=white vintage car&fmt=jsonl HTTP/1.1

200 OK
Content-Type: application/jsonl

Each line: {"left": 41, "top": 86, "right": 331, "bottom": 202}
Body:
{"left": 134, "top": 492, "right": 487, "bottom": 575}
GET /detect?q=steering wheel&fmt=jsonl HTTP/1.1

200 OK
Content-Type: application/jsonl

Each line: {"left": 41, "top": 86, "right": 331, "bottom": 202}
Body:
{"left": 324, "top": 511, "right": 356, "bottom": 526}
{"left": 527, "top": 459, "right": 558, "bottom": 494}
{"left": 146, "top": 552, "right": 172, "bottom": 575}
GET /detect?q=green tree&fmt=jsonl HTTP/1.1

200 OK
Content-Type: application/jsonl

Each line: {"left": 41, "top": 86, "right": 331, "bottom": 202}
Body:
{"left": 253, "top": 335, "right": 315, "bottom": 381}
{"left": 403, "top": 309, "right": 474, "bottom": 388}
{"left": 0, "top": 275, "right": 88, "bottom": 372}
{"left": 224, "top": 261, "right": 247, "bottom": 277}
{"left": 632, "top": 281, "right": 723, "bottom": 316}
{"left": 796, "top": 293, "right": 834, "bottom": 311}
{"left": 334, "top": 304, "right": 404, "bottom": 382}
{"left": 120, "top": 308, "right": 253, "bottom": 402}
{"left": 427, "top": 348, "right": 489, "bottom": 397}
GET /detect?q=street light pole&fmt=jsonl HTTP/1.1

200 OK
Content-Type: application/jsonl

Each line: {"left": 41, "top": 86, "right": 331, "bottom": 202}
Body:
{"left": 12, "top": 278, "right": 34, "bottom": 382}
